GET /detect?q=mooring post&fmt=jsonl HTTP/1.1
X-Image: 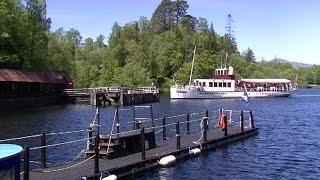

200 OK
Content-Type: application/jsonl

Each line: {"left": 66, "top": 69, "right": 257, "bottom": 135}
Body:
{"left": 150, "top": 105, "right": 155, "bottom": 129}
{"left": 41, "top": 132, "right": 46, "bottom": 169}
{"left": 203, "top": 118, "right": 207, "bottom": 142}
{"left": 249, "top": 110, "right": 255, "bottom": 129}
{"left": 137, "top": 121, "right": 140, "bottom": 130}
{"left": 94, "top": 134, "right": 100, "bottom": 177}
{"left": 24, "top": 146, "right": 30, "bottom": 180}
{"left": 176, "top": 121, "right": 180, "bottom": 150}
{"left": 186, "top": 113, "right": 190, "bottom": 134}
{"left": 141, "top": 128, "right": 146, "bottom": 160}
{"left": 133, "top": 106, "right": 136, "bottom": 130}
{"left": 224, "top": 116, "right": 228, "bottom": 136}
{"left": 116, "top": 107, "right": 120, "bottom": 139}
{"left": 206, "top": 110, "right": 209, "bottom": 129}
{"left": 97, "top": 107, "right": 100, "bottom": 136}
{"left": 240, "top": 111, "right": 244, "bottom": 132}
{"left": 88, "top": 127, "right": 94, "bottom": 150}
{"left": 162, "top": 115, "right": 167, "bottom": 140}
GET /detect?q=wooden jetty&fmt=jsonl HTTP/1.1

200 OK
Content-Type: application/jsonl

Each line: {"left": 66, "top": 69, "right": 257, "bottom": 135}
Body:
{"left": 2, "top": 107, "right": 258, "bottom": 180}
{"left": 61, "top": 86, "right": 160, "bottom": 106}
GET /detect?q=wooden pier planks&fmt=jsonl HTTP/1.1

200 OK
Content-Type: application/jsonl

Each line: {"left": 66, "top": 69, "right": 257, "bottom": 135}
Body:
{"left": 27, "top": 126, "right": 258, "bottom": 180}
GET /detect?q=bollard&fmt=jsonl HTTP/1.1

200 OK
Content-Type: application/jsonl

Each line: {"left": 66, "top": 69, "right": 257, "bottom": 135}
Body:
{"left": 203, "top": 118, "right": 208, "bottom": 142}
{"left": 94, "top": 135, "right": 100, "bottom": 176}
{"left": 240, "top": 111, "right": 244, "bottom": 132}
{"left": 141, "top": 128, "right": 146, "bottom": 160}
{"left": 249, "top": 111, "right": 255, "bottom": 129}
{"left": 24, "top": 146, "right": 30, "bottom": 180}
{"left": 41, "top": 132, "right": 46, "bottom": 169}
{"left": 176, "top": 121, "right": 180, "bottom": 150}
{"left": 186, "top": 113, "right": 190, "bottom": 134}
{"left": 162, "top": 115, "right": 167, "bottom": 140}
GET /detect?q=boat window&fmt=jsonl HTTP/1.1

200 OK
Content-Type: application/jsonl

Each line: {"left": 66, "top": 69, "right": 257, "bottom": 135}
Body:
{"left": 209, "top": 82, "right": 213, "bottom": 87}
{"left": 223, "top": 83, "right": 226, "bottom": 87}
{"left": 214, "top": 82, "right": 217, "bottom": 87}
{"left": 202, "top": 82, "right": 206, "bottom": 87}
{"left": 228, "top": 82, "right": 231, "bottom": 87}
{"left": 219, "top": 82, "right": 222, "bottom": 87}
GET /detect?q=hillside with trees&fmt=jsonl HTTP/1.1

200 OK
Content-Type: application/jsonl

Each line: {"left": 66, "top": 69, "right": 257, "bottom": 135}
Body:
{"left": 1, "top": 0, "right": 319, "bottom": 89}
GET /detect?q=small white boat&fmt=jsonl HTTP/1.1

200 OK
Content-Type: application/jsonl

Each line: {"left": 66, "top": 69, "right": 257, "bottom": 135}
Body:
{"left": 170, "top": 49, "right": 293, "bottom": 99}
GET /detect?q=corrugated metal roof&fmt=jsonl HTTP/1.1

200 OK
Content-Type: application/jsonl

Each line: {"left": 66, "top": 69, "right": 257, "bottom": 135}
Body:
{"left": 0, "top": 69, "right": 72, "bottom": 84}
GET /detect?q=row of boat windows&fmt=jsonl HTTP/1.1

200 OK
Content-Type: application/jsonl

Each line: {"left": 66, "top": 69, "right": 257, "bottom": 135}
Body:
{"left": 177, "top": 90, "right": 187, "bottom": 93}
{"left": 199, "top": 92, "right": 227, "bottom": 95}
{"left": 197, "top": 81, "right": 232, "bottom": 88}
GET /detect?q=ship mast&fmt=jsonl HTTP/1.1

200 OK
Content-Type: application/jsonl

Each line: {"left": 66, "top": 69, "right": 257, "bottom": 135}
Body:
{"left": 188, "top": 46, "right": 197, "bottom": 88}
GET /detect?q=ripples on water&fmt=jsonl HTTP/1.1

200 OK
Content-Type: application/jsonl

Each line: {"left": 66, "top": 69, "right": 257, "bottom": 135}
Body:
{"left": 1, "top": 89, "right": 320, "bottom": 179}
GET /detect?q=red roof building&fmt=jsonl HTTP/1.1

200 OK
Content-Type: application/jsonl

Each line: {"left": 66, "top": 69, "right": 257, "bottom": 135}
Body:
{"left": 0, "top": 69, "right": 73, "bottom": 98}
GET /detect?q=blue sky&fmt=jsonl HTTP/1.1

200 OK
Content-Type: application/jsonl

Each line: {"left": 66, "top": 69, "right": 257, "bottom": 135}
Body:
{"left": 46, "top": 0, "right": 320, "bottom": 65}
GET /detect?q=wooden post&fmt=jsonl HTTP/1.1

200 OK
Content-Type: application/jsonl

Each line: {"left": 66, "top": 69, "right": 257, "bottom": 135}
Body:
{"left": 240, "top": 111, "right": 244, "bottom": 132}
{"left": 116, "top": 107, "right": 120, "bottom": 139}
{"left": 150, "top": 105, "right": 155, "bottom": 129}
{"left": 136, "top": 121, "right": 140, "bottom": 130}
{"left": 41, "top": 132, "right": 46, "bottom": 169}
{"left": 206, "top": 110, "right": 209, "bottom": 129}
{"left": 94, "top": 134, "right": 100, "bottom": 176}
{"left": 203, "top": 118, "right": 207, "bottom": 142}
{"left": 162, "top": 115, "right": 167, "bottom": 140}
{"left": 24, "top": 146, "right": 30, "bottom": 180}
{"left": 186, "top": 113, "right": 190, "bottom": 134}
{"left": 224, "top": 116, "right": 228, "bottom": 136}
{"left": 176, "top": 121, "right": 180, "bottom": 150}
{"left": 97, "top": 107, "right": 100, "bottom": 136}
{"left": 133, "top": 106, "right": 136, "bottom": 130}
{"left": 141, "top": 128, "right": 146, "bottom": 160}
{"left": 249, "top": 111, "right": 255, "bottom": 129}
{"left": 88, "top": 127, "right": 94, "bottom": 150}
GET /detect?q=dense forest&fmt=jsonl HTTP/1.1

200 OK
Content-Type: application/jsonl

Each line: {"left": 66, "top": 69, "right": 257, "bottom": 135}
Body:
{"left": 1, "top": 0, "right": 319, "bottom": 89}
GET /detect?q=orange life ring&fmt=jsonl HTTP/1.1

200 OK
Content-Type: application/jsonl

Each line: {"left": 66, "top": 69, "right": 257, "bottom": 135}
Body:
{"left": 219, "top": 115, "right": 227, "bottom": 131}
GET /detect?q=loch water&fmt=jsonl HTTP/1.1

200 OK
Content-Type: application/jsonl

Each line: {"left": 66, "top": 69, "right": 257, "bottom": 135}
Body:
{"left": 1, "top": 89, "right": 320, "bottom": 179}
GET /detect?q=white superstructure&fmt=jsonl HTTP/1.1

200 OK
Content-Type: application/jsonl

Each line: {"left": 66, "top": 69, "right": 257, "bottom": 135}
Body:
{"left": 170, "top": 54, "right": 292, "bottom": 99}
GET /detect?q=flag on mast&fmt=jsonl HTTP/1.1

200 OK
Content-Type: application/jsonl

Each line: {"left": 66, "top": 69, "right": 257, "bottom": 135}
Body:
{"left": 242, "top": 84, "right": 249, "bottom": 103}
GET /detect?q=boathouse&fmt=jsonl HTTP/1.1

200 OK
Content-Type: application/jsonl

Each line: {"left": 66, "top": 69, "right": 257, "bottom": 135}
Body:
{"left": 0, "top": 69, "right": 73, "bottom": 109}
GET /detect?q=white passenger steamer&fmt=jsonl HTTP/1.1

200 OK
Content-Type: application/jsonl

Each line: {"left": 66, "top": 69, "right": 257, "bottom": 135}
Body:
{"left": 170, "top": 49, "right": 293, "bottom": 99}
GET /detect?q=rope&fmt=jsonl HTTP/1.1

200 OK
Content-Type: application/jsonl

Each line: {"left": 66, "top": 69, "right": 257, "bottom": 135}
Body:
{"left": 154, "top": 129, "right": 163, "bottom": 134}
{"left": 40, "top": 155, "right": 95, "bottom": 173}
{"left": 47, "top": 129, "right": 87, "bottom": 136}
{"left": 30, "top": 137, "right": 90, "bottom": 150}
{"left": 118, "top": 108, "right": 131, "bottom": 111}
{"left": 0, "top": 134, "right": 41, "bottom": 142}
{"left": 74, "top": 149, "right": 86, "bottom": 160}
{"left": 166, "top": 113, "right": 188, "bottom": 120}
{"left": 133, "top": 106, "right": 151, "bottom": 108}
{"left": 107, "top": 110, "right": 117, "bottom": 155}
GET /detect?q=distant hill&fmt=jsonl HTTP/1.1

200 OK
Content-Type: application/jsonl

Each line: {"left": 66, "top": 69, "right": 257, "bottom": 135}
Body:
{"left": 266, "top": 58, "right": 313, "bottom": 69}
